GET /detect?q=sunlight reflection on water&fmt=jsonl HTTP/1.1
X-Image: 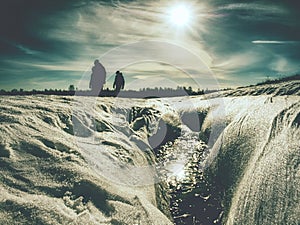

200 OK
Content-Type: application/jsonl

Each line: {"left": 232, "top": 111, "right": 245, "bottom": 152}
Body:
{"left": 167, "top": 161, "right": 186, "bottom": 181}
{"left": 156, "top": 133, "right": 223, "bottom": 225}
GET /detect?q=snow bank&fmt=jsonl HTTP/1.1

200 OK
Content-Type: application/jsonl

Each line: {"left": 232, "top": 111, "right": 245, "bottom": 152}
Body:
{"left": 0, "top": 96, "right": 172, "bottom": 225}
{"left": 0, "top": 80, "right": 299, "bottom": 224}
{"left": 200, "top": 96, "right": 299, "bottom": 224}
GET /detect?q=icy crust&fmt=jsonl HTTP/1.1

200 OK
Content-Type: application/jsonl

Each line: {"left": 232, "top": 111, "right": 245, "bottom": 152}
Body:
{"left": 0, "top": 89, "right": 299, "bottom": 224}
{"left": 196, "top": 96, "right": 300, "bottom": 225}
{"left": 0, "top": 96, "right": 173, "bottom": 225}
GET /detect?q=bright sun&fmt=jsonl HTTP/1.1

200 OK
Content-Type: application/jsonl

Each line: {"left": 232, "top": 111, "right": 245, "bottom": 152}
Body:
{"left": 169, "top": 4, "right": 191, "bottom": 27}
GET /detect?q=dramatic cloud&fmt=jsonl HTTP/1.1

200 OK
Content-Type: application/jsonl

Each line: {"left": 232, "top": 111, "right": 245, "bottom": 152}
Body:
{"left": 0, "top": 0, "right": 299, "bottom": 90}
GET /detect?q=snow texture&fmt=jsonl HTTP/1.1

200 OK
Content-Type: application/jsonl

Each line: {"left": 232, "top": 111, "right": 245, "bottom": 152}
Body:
{"left": 0, "top": 81, "right": 299, "bottom": 224}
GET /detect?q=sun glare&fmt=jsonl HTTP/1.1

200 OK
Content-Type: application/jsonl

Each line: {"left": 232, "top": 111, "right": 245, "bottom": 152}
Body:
{"left": 169, "top": 4, "right": 191, "bottom": 27}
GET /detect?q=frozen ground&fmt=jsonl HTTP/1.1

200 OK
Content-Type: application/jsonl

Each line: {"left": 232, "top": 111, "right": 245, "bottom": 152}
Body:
{"left": 0, "top": 80, "right": 299, "bottom": 224}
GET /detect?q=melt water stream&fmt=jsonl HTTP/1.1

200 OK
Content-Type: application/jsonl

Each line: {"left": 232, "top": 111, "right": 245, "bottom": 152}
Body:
{"left": 155, "top": 133, "right": 224, "bottom": 225}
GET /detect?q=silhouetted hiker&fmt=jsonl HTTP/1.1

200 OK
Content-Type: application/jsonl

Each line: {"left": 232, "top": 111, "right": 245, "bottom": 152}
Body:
{"left": 89, "top": 59, "right": 106, "bottom": 96}
{"left": 113, "top": 71, "right": 125, "bottom": 96}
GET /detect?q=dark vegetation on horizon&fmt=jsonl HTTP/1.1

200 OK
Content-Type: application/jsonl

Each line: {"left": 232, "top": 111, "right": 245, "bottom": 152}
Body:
{"left": 2, "top": 74, "right": 298, "bottom": 98}
{"left": 0, "top": 85, "right": 216, "bottom": 98}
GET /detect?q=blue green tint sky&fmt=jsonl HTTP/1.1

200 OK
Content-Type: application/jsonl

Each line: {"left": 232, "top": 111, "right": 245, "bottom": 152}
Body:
{"left": 0, "top": 0, "right": 300, "bottom": 90}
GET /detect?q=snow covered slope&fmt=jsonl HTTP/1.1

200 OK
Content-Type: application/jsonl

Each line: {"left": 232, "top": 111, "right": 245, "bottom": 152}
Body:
{"left": 199, "top": 95, "right": 299, "bottom": 224}
{"left": 0, "top": 96, "right": 172, "bottom": 225}
{"left": 0, "top": 80, "right": 299, "bottom": 224}
{"left": 224, "top": 79, "right": 300, "bottom": 96}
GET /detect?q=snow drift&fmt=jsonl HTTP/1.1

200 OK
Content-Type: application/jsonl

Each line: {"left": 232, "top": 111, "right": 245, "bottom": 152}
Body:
{"left": 0, "top": 96, "right": 172, "bottom": 225}
{"left": 0, "top": 80, "right": 299, "bottom": 224}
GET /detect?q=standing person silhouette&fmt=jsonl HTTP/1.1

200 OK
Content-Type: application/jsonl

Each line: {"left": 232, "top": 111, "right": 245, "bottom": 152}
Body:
{"left": 113, "top": 71, "right": 125, "bottom": 96}
{"left": 89, "top": 59, "right": 106, "bottom": 96}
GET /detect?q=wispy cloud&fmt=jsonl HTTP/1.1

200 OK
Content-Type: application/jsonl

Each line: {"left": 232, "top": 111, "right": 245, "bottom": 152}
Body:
{"left": 212, "top": 51, "right": 264, "bottom": 72}
{"left": 1, "top": 0, "right": 300, "bottom": 90}
{"left": 216, "top": 2, "right": 289, "bottom": 22}
{"left": 4, "top": 59, "right": 87, "bottom": 73}
{"left": 268, "top": 55, "right": 300, "bottom": 73}
{"left": 15, "top": 44, "right": 40, "bottom": 55}
{"left": 252, "top": 40, "right": 299, "bottom": 44}
{"left": 219, "top": 3, "right": 287, "bottom": 13}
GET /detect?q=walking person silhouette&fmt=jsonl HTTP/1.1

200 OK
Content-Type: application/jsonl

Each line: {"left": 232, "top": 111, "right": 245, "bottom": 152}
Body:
{"left": 89, "top": 59, "right": 106, "bottom": 96}
{"left": 113, "top": 71, "right": 125, "bottom": 97}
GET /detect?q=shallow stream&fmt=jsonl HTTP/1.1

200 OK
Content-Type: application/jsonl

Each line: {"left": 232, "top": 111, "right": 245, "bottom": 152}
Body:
{"left": 156, "top": 134, "right": 224, "bottom": 225}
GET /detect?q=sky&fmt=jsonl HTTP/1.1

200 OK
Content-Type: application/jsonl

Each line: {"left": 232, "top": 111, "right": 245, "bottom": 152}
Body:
{"left": 0, "top": 0, "right": 300, "bottom": 91}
